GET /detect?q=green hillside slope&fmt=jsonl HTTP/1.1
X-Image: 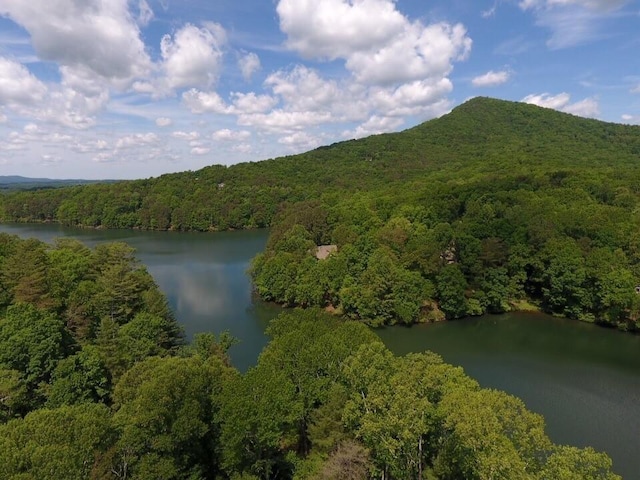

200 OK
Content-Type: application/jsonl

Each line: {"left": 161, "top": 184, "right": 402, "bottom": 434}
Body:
{"left": 3, "top": 97, "right": 639, "bottom": 230}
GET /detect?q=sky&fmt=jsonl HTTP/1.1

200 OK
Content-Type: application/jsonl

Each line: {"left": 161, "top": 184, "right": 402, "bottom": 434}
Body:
{"left": 0, "top": 0, "right": 638, "bottom": 180}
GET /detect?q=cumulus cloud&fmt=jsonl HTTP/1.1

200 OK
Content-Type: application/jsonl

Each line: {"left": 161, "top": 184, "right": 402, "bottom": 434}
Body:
{"left": 278, "top": 131, "right": 321, "bottom": 150}
{"left": 156, "top": 117, "right": 172, "bottom": 127}
{"left": 371, "top": 79, "right": 453, "bottom": 117}
{"left": 265, "top": 65, "right": 342, "bottom": 112}
{"left": 522, "top": 92, "right": 600, "bottom": 117}
{"left": 232, "top": 143, "right": 252, "bottom": 154}
{"left": 115, "top": 132, "right": 159, "bottom": 150}
{"left": 345, "top": 22, "right": 471, "bottom": 85}
{"left": 238, "top": 110, "right": 334, "bottom": 133}
{"left": 231, "top": 92, "right": 279, "bottom": 114}
{"left": 182, "top": 89, "right": 278, "bottom": 115}
{"left": 0, "top": 57, "right": 108, "bottom": 129}
{"left": 277, "top": 0, "right": 471, "bottom": 86}
{"left": 238, "top": 52, "right": 261, "bottom": 81}
{"left": 621, "top": 114, "right": 639, "bottom": 124}
{"left": 277, "top": 0, "right": 405, "bottom": 59}
{"left": 161, "top": 23, "right": 226, "bottom": 90}
{"left": 182, "top": 89, "right": 230, "bottom": 114}
{"left": 0, "top": 0, "right": 152, "bottom": 84}
{"left": 212, "top": 129, "right": 251, "bottom": 141}
{"left": 472, "top": 70, "right": 511, "bottom": 87}
{"left": 345, "top": 115, "right": 405, "bottom": 139}
{"left": 0, "top": 57, "right": 48, "bottom": 105}
{"left": 190, "top": 147, "right": 210, "bottom": 155}
{"left": 171, "top": 131, "right": 200, "bottom": 141}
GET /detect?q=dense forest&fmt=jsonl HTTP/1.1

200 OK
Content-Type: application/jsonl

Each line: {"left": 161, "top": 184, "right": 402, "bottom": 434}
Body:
{"left": 0, "top": 234, "right": 621, "bottom": 479}
{"left": 4, "top": 97, "right": 640, "bottom": 330}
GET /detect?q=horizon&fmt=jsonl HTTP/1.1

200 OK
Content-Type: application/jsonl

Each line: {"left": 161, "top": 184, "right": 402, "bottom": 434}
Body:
{"left": 0, "top": 0, "right": 639, "bottom": 180}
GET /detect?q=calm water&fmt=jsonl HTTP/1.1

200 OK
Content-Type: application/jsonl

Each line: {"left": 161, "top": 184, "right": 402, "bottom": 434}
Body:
{"left": 0, "top": 223, "right": 281, "bottom": 371}
{"left": 1, "top": 223, "right": 639, "bottom": 478}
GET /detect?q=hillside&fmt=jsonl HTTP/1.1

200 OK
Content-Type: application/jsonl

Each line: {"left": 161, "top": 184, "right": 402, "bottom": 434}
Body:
{"left": 2, "top": 97, "right": 639, "bottom": 230}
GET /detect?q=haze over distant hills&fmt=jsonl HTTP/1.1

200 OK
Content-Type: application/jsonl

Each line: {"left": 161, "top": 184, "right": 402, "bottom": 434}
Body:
{"left": 0, "top": 176, "right": 111, "bottom": 190}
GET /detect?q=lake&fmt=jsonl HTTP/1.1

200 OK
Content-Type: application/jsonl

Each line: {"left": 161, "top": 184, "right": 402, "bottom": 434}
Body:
{"left": 1, "top": 223, "right": 638, "bottom": 478}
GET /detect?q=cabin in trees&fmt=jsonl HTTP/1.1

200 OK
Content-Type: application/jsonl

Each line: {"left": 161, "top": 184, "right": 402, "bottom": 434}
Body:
{"left": 315, "top": 245, "right": 337, "bottom": 260}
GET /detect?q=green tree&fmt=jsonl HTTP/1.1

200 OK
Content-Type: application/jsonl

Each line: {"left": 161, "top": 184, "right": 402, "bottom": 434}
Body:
{"left": 47, "top": 346, "right": 111, "bottom": 407}
{"left": 436, "top": 264, "right": 468, "bottom": 319}
{"left": 0, "top": 303, "right": 71, "bottom": 408}
{"left": 112, "top": 355, "right": 231, "bottom": 479}
{"left": 0, "top": 403, "right": 115, "bottom": 480}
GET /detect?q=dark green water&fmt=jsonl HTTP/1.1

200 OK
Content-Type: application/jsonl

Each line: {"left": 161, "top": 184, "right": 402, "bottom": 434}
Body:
{"left": 1, "top": 223, "right": 638, "bottom": 478}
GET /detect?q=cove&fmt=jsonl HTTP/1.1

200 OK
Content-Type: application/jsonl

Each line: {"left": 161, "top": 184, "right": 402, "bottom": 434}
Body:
{"left": 0, "top": 223, "right": 638, "bottom": 478}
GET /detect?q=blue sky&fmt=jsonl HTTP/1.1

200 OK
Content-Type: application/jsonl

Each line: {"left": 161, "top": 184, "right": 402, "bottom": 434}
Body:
{"left": 0, "top": 0, "right": 638, "bottom": 179}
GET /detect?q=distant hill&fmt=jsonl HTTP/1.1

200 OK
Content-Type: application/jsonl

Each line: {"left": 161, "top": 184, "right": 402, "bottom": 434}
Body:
{"left": 0, "top": 175, "right": 113, "bottom": 191}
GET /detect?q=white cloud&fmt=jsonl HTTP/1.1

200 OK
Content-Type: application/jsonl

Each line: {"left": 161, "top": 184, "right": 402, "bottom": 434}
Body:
{"left": 183, "top": 89, "right": 278, "bottom": 115}
{"left": 171, "top": 131, "right": 200, "bottom": 141}
{"left": 212, "top": 129, "right": 251, "bottom": 141}
{"left": 631, "top": 84, "right": 640, "bottom": 94}
{"left": 0, "top": 0, "right": 152, "bottom": 85}
{"left": 346, "top": 115, "right": 405, "bottom": 139}
{"left": 520, "top": 0, "right": 627, "bottom": 11}
{"left": 519, "top": 0, "right": 629, "bottom": 49}
{"left": 277, "top": 0, "right": 405, "bottom": 60}
{"left": 161, "top": 23, "right": 226, "bottom": 90}
{"left": 0, "top": 57, "right": 47, "bottom": 105}
{"left": 621, "top": 114, "right": 639, "bottom": 124}
{"left": 472, "top": 70, "right": 511, "bottom": 87}
{"left": 0, "top": 63, "right": 105, "bottom": 129}
{"left": 265, "top": 65, "right": 342, "bottom": 112}
{"left": 562, "top": 97, "right": 600, "bottom": 117}
{"left": 232, "top": 143, "right": 252, "bottom": 154}
{"left": 371, "top": 79, "right": 453, "bottom": 117}
{"left": 182, "top": 89, "right": 230, "bottom": 114}
{"left": 346, "top": 22, "right": 471, "bottom": 86}
{"left": 238, "top": 52, "right": 261, "bottom": 81}
{"left": 70, "top": 139, "right": 110, "bottom": 154}
{"left": 277, "top": 0, "right": 471, "bottom": 86}
{"left": 523, "top": 92, "right": 571, "bottom": 109}
{"left": 278, "top": 131, "right": 319, "bottom": 146}
{"left": 238, "top": 110, "right": 334, "bottom": 133}
{"left": 115, "top": 132, "right": 159, "bottom": 150}
{"left": 156, "top": 117, "right": 172, "bottom": 127}
{"left": 0, "top": 113, "right": 7, "bottom": 123}
{"left": 190, "top": 147, "right": 210, "bottom": 155}
{"left": 231, "top": 92, "right": 278, "bottom": 114}
{"left": 137, "top": 0, "right": 154, "bottom": 27}
{"left": 522, "top": 92, "right": 600, "bottom": 117}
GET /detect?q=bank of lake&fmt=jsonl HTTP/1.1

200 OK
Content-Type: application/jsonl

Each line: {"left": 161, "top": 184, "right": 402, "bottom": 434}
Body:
{"left": 0, "top": 223, "right": 637, "bottom": 478}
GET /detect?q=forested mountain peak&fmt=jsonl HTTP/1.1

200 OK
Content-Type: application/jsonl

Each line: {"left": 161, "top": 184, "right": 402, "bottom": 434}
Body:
{"left": 2, "top": 96, "right": 640, "bottom": 232}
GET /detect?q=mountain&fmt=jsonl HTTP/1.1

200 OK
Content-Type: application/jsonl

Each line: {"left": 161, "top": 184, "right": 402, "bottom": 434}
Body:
{"left": 1, "top": 97, "right": 639, "bottom": 229}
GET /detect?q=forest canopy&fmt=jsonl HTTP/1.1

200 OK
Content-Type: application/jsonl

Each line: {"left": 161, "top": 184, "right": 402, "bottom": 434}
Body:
{"left": 0, "top": 241, "right": 622, "bottom": 480}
